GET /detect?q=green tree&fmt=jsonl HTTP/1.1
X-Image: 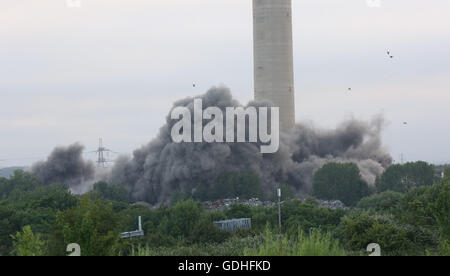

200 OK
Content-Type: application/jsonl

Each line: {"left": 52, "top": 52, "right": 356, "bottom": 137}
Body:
{"left": 55, "top": 195, "right": 121, "bottom": 256}
{"left": 312, "top": 163, "right": 371, "bottom": 206}
{"left": 11, "top": 225, "right": 45, "bottom": 256}
{"left": 376, "top": 161, "right": 435, "bottom": 193}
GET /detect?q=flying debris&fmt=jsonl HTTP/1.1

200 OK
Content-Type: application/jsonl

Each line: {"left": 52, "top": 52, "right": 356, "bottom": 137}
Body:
{"left": 193, "top": 83, "right": 196, "bottom": 88}
{"left": 387, "top": 50, "right": 394, "bottom": 59}
{"left": 403, "top": 122, "right": 408, "bottom": 125}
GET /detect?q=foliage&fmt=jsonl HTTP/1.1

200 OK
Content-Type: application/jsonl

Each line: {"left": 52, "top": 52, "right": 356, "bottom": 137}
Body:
{"left": 0, "top": 167, "right": 447, "bottom": 256}
{"left": 244, "top": 226, "right": 346, "bottom": 256}
{"left": 0, "top": 180, "right": 77, "bottom": 256}
{"left": 397, "top": 183, "right": 444, "bottom": 228}
{"left": 54, "top": 195, "right": 121, "bottom": 256}
{"left": 0, "top": 170, "right": 39, "bottom": 200}
{"left": 445, "top": 167, "right": 450, "bottom": 179}
{"left": 281, "top": 199, "right": 346, "bottom": 235}
{"left": 376, "top": 161, "right": 435, "bottom": 193}
{"left": 11, "top": 225, "right": 45, "bottom": 256}
{"left": 313, "top": 162, "right": 371, "bottom": 206}
{"left": 440, "top": 239, "right": 450, "bottom": 256}
{"left": 131, "top": 235, "right": 263, "bottom": 256}
{"left": 338, "top": 212, "right": 438, "bottom": 256}
{"left": 357, "top": 191, "right": 404, "bottom": 212}
{"left": 431, "top": 180, "right": 450, "bottom": 240}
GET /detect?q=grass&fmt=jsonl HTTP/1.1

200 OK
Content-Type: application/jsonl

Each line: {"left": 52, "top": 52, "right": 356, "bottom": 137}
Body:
{"left": 244, "top": 227, "right": 347, "bottom": 256}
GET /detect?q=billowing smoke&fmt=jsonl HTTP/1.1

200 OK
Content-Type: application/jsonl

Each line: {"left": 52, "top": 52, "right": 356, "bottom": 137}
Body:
{"left": 31, "top": 143, "right": 96, "bottom": 194}
{"left": 108, "top": 87, "right": 392, "bottom": 204}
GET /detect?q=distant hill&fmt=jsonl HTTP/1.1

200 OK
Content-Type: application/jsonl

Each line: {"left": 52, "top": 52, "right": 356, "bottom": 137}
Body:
{"left": 0, "top": 167, "right": 25, "bottom": 178}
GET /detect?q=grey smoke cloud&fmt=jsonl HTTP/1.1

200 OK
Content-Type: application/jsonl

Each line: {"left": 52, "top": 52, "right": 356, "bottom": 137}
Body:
{"left": 31, "top": 143, "right": 95, "bottom": 192}
{"left": 108, "top": 87, "right": 392, "bottom": 203}
{"left": 28, "top": 87, "right": 392, "bottom": 202}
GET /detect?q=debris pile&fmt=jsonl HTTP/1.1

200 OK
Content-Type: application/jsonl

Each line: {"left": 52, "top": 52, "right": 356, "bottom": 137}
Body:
{"left": 315, "top": 200, "right": 349, "bottom": 210}
{"left": 203, "top": 198, "right": 274, "bottom": 210}
{"left": 203, "top": 197, "right": 349, "bottom": 211}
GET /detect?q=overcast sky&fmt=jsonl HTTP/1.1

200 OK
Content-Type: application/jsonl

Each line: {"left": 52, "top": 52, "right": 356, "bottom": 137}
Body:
{"left": 1, "top": 0, "right": 449, "bottom": 167}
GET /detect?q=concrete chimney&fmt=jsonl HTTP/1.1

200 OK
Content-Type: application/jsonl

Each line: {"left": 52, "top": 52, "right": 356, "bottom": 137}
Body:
{"left": 253, "top": 0, "right": 295, "bottom": 131}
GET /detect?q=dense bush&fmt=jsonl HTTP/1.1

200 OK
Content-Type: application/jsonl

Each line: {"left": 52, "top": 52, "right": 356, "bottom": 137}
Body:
{"left": 281, "top": 199, "right": 346, "bottom": 235}
{"left": 0, "top": 168, "right": 447, "bottom": 256}
{"left": 313, "top": 163, "right": 371, "bottom": 206}
{"left": 338, "top": 212, "right": 438, "bottom": 256}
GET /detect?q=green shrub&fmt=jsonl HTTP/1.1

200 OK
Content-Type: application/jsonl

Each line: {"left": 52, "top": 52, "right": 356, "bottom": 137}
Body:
{"left": 339, "top": 212, "right": 438, "bottom": 256}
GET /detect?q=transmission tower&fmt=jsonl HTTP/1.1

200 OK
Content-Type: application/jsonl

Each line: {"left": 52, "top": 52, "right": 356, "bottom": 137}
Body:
{"left": 91, "top": 138, "right": 117, "bottom": 168}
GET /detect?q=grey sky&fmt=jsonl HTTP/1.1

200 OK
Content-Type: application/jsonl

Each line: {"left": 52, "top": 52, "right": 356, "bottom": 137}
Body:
{"left": 1, "top": 0, "right": 449, "bottom": 167}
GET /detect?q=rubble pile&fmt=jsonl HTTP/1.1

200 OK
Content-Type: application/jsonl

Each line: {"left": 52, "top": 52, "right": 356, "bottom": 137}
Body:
{"left": 203, "top": 198, "right": 274, "bottom": 210}
{"left": 315, "top": 200, "right": 349, "bottom": 210}
{"left": 202, "top": 197, "right": 349, "bottom": 211}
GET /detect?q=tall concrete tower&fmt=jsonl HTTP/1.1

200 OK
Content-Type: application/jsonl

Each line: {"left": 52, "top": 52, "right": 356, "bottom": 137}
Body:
{"left": 253, "top": 0, "right": 295, "bottom": 131}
